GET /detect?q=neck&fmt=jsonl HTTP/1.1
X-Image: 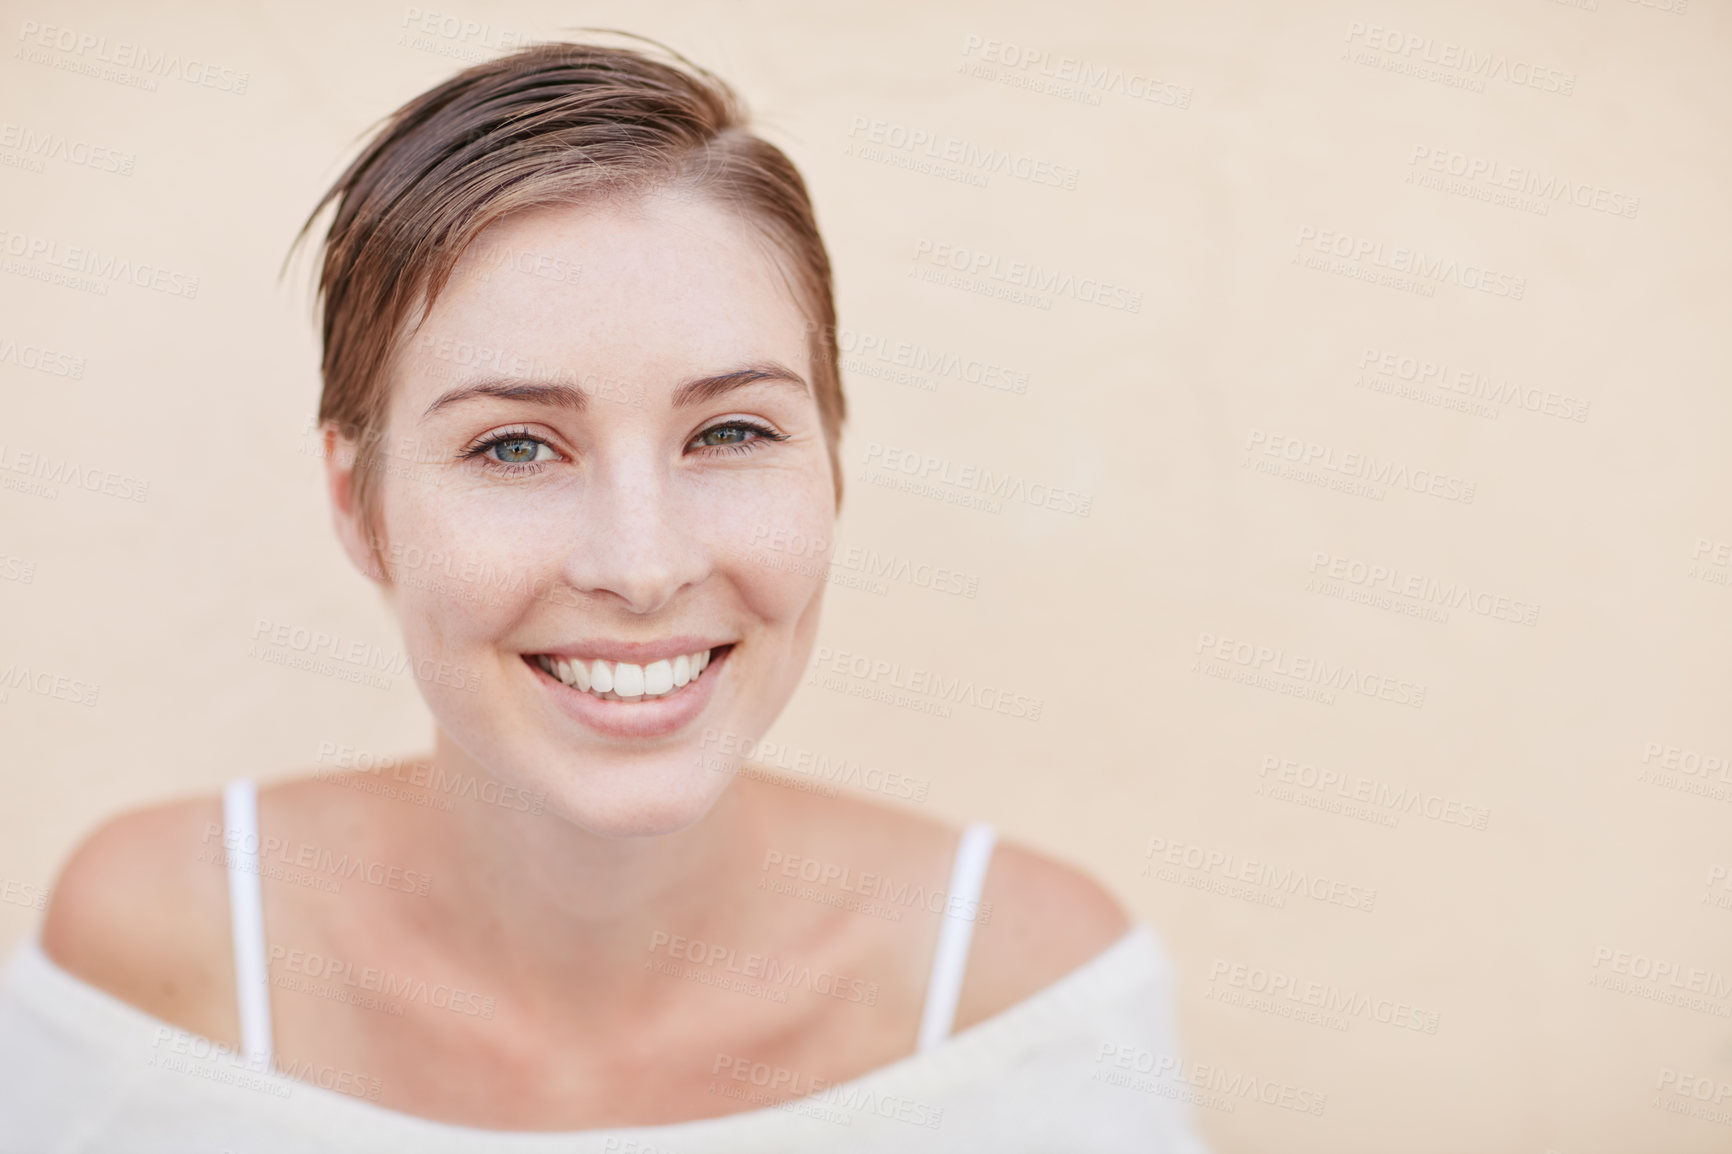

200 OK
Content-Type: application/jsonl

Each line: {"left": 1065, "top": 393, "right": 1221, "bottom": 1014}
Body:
{"left": 396, "top": 732, "right": 765, "bottom": 987}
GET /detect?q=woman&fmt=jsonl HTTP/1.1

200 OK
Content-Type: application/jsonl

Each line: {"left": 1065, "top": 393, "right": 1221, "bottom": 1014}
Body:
{"left": 0, "top": 40, "right": 1206, "bottom": 1151}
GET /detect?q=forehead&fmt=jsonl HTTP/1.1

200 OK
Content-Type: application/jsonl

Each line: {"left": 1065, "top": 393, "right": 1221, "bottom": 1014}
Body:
{"left": 397, "top": 191, "right": 811, "bottom": 398}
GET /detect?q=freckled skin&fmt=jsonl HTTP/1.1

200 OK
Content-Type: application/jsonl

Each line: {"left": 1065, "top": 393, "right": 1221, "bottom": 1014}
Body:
{"left": 40, "top": 188, "right": 1130, "bottom": 1133}
{"left": 337, "top": 190, "right": 836, "bottom": 837}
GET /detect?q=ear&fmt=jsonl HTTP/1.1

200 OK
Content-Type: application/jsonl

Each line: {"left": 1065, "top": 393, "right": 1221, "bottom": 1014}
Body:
{"left": 322, "top": 422, "right": 388, "bottom": 584}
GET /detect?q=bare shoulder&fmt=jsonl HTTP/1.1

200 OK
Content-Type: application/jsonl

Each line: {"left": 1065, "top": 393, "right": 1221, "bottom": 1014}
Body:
{"left": 714, "top": 773, "right": 1132, "bottom": 1029}
{"left": 744, "top": 774, "right": 1129, "bottom": 956}
{"left": 953, "top": 836, "right": 1133, "bottom": 1031}
{"left": 39, "top": 793, "right": 239, "bottom": 1045}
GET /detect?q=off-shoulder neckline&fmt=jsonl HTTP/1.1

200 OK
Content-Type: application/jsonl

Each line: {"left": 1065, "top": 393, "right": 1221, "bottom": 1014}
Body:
{"left": 5, "top": 924, "right": 1164, "bottom": 1144}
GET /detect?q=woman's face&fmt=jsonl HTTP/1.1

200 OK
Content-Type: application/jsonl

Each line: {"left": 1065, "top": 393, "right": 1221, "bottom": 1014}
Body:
{"left": 329, "top": 191, "right": 835, "bottom": 837}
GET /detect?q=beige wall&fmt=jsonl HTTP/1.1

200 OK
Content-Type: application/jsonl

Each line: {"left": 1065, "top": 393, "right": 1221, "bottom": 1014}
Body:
{"left": 2, "top": 0, "right": 1728, "bottom": 1149}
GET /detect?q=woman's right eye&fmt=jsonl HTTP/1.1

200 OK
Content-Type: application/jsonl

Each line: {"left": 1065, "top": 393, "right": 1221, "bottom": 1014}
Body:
{"left": 487, "top": 437, "right": 554, "bottom": 464}
{"left": 459, "top": 429, "right": 563, "bottom": 473}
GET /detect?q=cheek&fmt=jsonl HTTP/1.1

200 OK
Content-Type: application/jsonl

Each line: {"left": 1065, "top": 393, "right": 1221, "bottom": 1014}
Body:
{"left": 698, "top": 472, "right": 834, "bottom": 624}
{"left": 377, "top": 477, "right": 562, "bottom": 651}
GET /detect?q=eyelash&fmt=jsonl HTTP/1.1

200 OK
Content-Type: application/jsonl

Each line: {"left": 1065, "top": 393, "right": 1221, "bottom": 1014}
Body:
{"left": 692, "top": 419, "right": 790, "bottom": 456}
{"left": 459, "top": 426, "right": 553, "bottom": 476}
{"left": 458, "top": 420, "right": 789, "bottom": 475}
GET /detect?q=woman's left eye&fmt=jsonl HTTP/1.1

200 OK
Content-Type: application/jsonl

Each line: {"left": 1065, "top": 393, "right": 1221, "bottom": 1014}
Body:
{"left": 692, "top": 421, "right": 787, "bottom": 453}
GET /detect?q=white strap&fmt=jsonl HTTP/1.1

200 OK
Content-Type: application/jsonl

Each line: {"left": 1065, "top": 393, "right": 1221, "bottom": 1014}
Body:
{"left": 916, "top": 822, "right": 997, "bottom": 1053}
{"left": 222, "top": 780, "right": 273, "bottom": 1071}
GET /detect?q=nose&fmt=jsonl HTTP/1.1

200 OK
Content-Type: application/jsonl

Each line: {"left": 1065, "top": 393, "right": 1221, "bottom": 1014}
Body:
{"left": 557, "top": 454, "right": 710, "bottom": 616}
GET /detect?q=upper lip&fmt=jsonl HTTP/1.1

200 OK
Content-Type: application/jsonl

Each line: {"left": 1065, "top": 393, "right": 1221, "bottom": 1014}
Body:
{"left": 526, "top": 637, "right": 730, "bottom": 665}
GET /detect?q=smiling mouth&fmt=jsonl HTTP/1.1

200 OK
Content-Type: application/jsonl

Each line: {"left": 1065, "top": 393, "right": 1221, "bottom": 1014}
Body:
{"left": 527, "top": 645, "right": 731, "bottom": 703}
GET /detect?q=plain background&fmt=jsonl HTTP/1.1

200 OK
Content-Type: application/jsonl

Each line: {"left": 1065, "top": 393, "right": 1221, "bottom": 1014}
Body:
{"left": 2, "top": 0, "right": 1729, "bottom": 1149}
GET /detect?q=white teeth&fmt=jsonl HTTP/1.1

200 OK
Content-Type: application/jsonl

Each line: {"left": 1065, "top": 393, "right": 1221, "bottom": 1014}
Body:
{"left": 613, "top": 663, "right": 645, "bottom": 698}
{"left": 536, "top": 648, "right": 716, "bottom": 702}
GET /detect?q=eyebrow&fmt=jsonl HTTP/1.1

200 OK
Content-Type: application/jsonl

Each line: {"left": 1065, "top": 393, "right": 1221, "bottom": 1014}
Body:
{"left": 419, "top": 362, "right": 809, "bottom": 420}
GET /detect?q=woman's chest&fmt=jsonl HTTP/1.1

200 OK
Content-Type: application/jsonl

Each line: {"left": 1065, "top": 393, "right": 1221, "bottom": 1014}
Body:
{"left": 262, "top": 938, "right": 933, "bottom": 1130}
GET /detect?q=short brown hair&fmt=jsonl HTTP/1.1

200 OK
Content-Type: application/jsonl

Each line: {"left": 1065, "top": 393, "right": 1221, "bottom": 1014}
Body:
{"left": 296, "top": 39, "right": 845, "bottom": 557}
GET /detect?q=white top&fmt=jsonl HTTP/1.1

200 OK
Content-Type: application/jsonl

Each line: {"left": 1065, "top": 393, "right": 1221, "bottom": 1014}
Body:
{"left": 0, "top": 787, "right": 1210, "bottom": 1152}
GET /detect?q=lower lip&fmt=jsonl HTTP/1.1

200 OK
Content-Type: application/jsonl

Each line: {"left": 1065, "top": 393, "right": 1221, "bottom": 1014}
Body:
{"left": 524, "top": 646, "right": 731, "bottom": 740}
